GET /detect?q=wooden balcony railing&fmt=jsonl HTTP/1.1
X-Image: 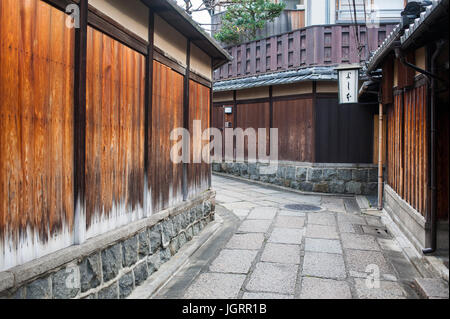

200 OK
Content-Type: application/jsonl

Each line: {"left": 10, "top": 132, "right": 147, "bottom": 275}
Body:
{"left": 214, "top": 24, "right": 397, "bottom": 81}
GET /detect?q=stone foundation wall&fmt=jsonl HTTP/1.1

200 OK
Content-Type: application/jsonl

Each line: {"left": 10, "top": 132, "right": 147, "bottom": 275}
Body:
{"left": 0, "top": 193, "right": 215, "bottom": 299}
{"left": 383, "top": 184, "right": 428, "bottom": 253}
{"left": 212, "top": 161, "right": 379, "bottom": 195}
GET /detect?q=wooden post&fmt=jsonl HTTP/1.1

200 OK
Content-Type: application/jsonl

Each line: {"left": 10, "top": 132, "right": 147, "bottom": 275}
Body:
{"left": 378, "top": 102, "right": 384, "bottom": 210}
{"left": 73, "top": 0, "right": 88, "bottom": 244}
{"left": 144, "top": 11, "right": 154, "bottom": 215}
{"left": 183, "top": 40, "right": 191, "bottom": 201}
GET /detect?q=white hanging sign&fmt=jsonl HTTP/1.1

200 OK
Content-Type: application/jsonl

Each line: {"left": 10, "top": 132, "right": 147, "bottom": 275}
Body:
{"left": 336, "top": 65, "right": 360, "bottom": 104}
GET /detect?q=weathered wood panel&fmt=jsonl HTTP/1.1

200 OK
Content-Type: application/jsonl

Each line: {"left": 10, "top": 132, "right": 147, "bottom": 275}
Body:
{"left": 188, "top": 80, "right": 211, "bottom": 198}
{"left": 85, "top": 26, "right": 145, "bottom": 236}
{"left": 273, "top": 98, "right": 314, "bottom": 162}
{"left": 315, "top": 96, "right": 376, "bottom": 163}
{"left": 236, "top": 102, "right": 270, "bottom": 161}
{"left": 0, "top": 0, "right": 75, "bottom": 269}
{"left": 387, "top": 85, "right": 428, "bottom": 217}
{"left": 150, "top": 61, "right": 184, "bottom": 212}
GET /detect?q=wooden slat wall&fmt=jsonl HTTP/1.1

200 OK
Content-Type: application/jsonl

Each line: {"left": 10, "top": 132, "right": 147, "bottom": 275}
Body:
{"left": 188, "top": 80, "right": 211, "bottom": 198}
{"left": 85, "top": 27, "right": 145, "bottom": 233}
{"left": 236, "top": 102, "right": 270, "bottom": 161}
{"left": 0, "top": 0, "right": 75, "bottom": 251}
{"left": 273, "top": 98, "right": 314, "bottom": 162}
{"left": 150, "top": 61, "right": 184, "bottom": 213}
{"left": 214, "top": 24, "right": 396, "bottom": 81}
{"left": 387, "top": 85, "right": 428, "bottom": 217}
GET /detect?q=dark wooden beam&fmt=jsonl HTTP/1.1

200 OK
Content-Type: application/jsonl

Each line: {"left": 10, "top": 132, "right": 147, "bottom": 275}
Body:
{"left": 183, "top": 40, "right": 191, "bottom": 201}
{"left": 145, "top": 11, "right": 155, "bottom": 196}
{"left": 42, "top": 0, "right": 78, "bottom": 11}
{"left": 73, "top": 0, "right": 88, "bottom": 244}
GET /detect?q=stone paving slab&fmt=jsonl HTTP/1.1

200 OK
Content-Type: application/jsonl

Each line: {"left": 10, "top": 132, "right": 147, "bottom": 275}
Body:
{"left": 238, "top": 220, "right": 272, "bottom": 233}
{"left": 275, "top": 216, "right": 305, "bottom": 228}
{"left": 300, "top": 277, "right": 352, "bottom": 299}
{"left": 302, "top": 252, "right": 347, "bottom": 279}
{"left": 305, "top": 224, "right": 339, "bottom": 239}
{"left": 338, "top": 223, "right": 356, "bottom": 233}
{"left": 210, "top": 249, "right": 258, "bottom": 274}
{"left": 365, "top": 216, "right": 384, "bottom": 227}
{"left": 261, "top": 243, "right": 301, "bottom": 264}
{"left": 247, "top": 207, "right": 278, "bottom": 220}
{"left": 307, "top": 212, "right": 336, "bottom": 226}
{"left": 183, "top": 273, "right": 246, "bottom": 299}
{"left": 232, "top": 209, "right": 251, "bottom": 220}
{"left": 376, "top": 238, "right": 402, "bottom": 252}
{"left": 345, "top": 249, "right": 396, "bottom": 277}
{"left": 226, "top": 233, "right": 265, "bottom": 250}
{"left": 278, "top": 210, "right": 306, "bottom": 217}
{"left": 353, "top": 278, "right": 407, "bottom": 299}
{"left": 305, "top": 238, "right": 343, "bottom": 254}
{"left": 246, "top": 262, "right": 298, "bottom": 294}
{"left": 337, "top": 214, "right": 367, "bottom": 225}
{"left": 341, "top": 233, "right": 380, "bottom": 251}
{"left": 223, "top": 202, "right": 260, "bottom": 211}
{"left": 269, "top": 228, "right": 304, "bottom": 244}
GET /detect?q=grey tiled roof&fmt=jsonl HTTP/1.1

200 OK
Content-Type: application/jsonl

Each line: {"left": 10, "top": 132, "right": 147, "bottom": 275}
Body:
{"left": 213, "top": 67, "right": 339, "bottom": 92}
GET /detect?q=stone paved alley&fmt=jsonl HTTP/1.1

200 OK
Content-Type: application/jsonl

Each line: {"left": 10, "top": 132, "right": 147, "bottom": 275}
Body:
{"left": 154, "top": 175, "right": 423, "bottom": 299}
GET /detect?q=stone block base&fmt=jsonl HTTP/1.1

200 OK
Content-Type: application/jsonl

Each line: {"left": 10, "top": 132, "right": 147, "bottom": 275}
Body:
{"left": 213, "top": 161, "right": 379, "bottom": 196}
{"left": 0, "top": 192, "right": 215, "bottom": 299}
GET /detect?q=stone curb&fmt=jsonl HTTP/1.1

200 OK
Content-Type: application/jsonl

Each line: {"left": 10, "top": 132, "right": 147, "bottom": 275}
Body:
{"left": 128, "top": 216, "right": 223, "bottom": 299}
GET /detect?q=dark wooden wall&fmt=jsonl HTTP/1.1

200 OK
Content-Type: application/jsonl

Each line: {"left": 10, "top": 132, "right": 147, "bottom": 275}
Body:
{"left": 188, "top": 80, "right": 211, "bottom": 198}
{"left": 387, "top": 85, "right": 428, "bottom": 217}
{"left": 213, "top": 92, "right": 376, "bottom": 164}
{"left": 273, "top": 97, "right": 314, "bottom": 162}
{"left": 235, "top": 102, "right": 270, "bottom": 161}
{"left": 0, "top": 0, "right": 75, "bottom": 246}
{"left": 85, "top": 26, "right": 146, "bottom": 227}
{"left": 150, "top": 61, "right": 184, "bottom": 212}
{"left": 315, "top": 96, "right": 376, "bottom": 163}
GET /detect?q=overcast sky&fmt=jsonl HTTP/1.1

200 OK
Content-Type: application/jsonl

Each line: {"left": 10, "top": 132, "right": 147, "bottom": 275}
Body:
{"left": 175, "top": 0, "right": 213, "bottom": 33}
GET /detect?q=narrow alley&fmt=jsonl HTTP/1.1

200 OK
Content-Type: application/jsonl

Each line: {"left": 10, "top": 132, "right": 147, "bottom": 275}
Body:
{"left": 154, "top": 175, "right": 422, "bottom": 299}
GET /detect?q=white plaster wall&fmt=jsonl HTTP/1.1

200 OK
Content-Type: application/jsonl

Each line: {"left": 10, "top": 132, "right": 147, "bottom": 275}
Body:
{"left": 89, "top": 0, "right": 149, "bottom": 41}
{"left": 154, "top": 14, "right": 188, "bottom": 67}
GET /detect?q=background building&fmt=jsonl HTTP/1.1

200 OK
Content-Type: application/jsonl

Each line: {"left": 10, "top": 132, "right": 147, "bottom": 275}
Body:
{"left": 211, "top": 1, "right": 404, "bottom": 196}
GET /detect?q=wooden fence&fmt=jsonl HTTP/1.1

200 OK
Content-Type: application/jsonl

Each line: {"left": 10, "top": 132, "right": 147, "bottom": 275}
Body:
{"left": 387, "top": 85, "right": 428, "bottom": 217}
{"left": 0, "top": 0, "right": 213, "bottom": 271}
